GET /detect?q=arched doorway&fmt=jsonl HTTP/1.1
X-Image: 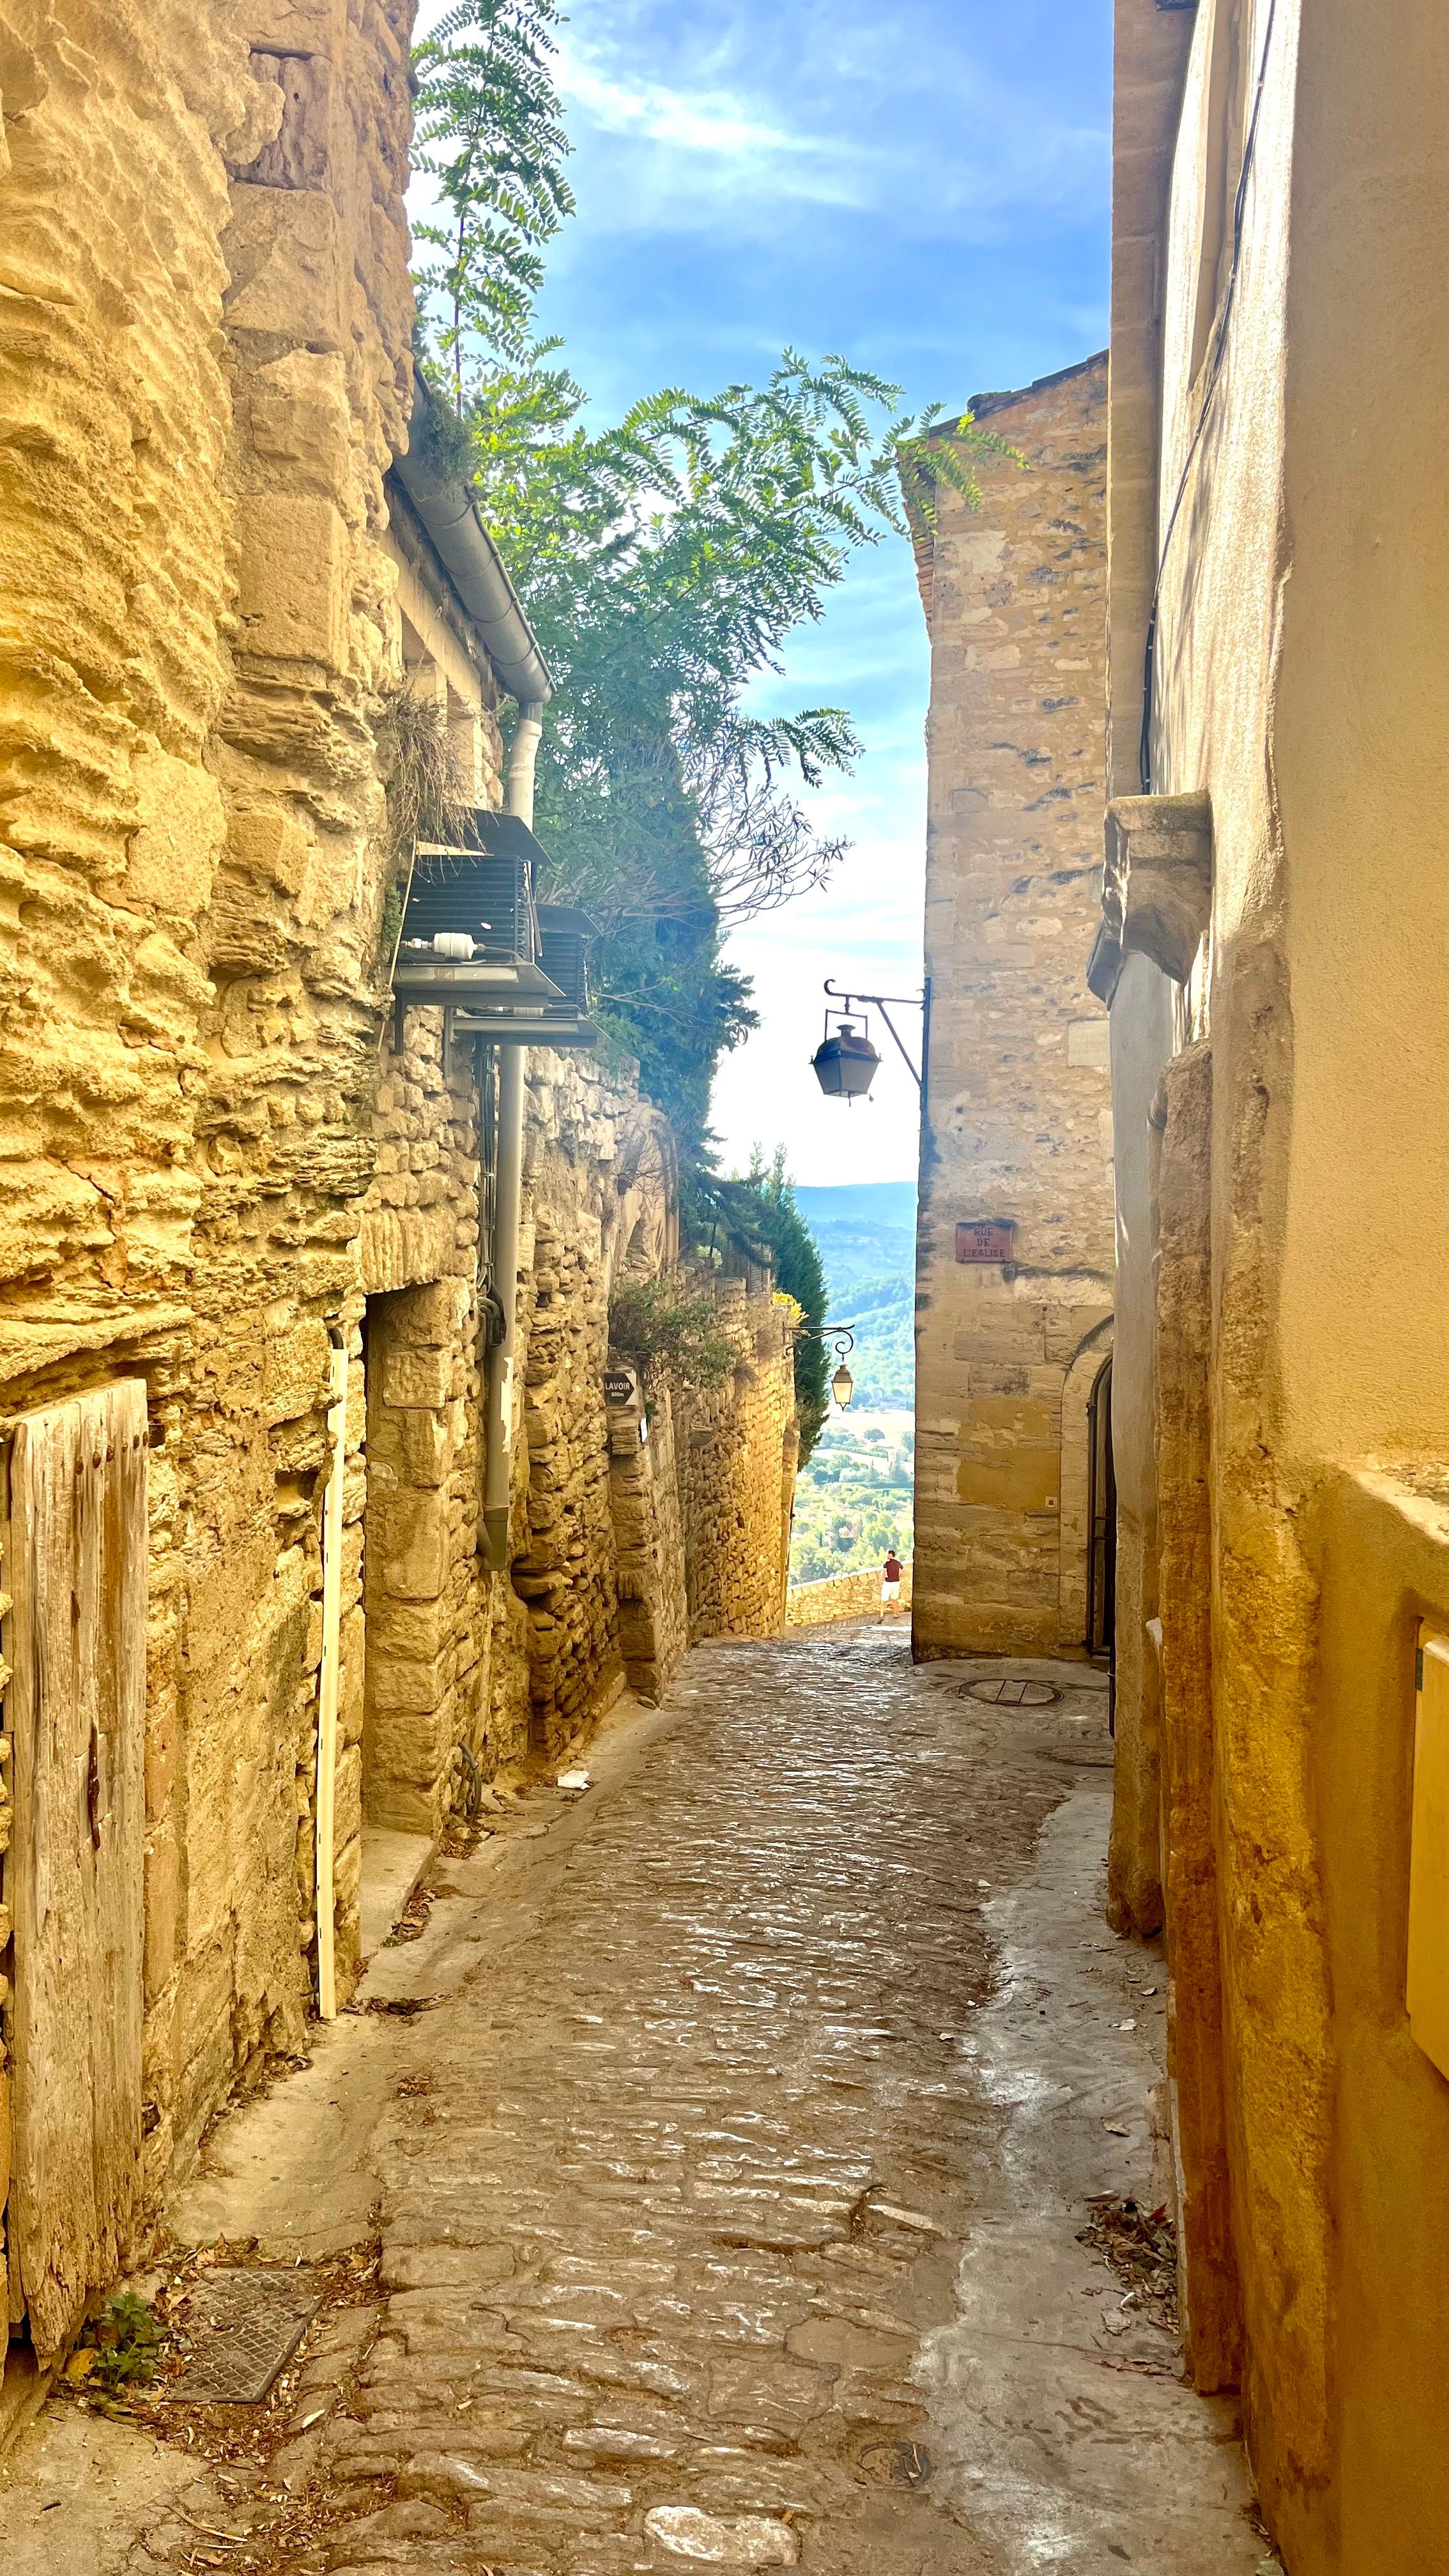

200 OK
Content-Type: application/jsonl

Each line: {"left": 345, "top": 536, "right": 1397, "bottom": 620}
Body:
{"left": 1085, "top": 1353, "right": 1116, "bottom": 1666}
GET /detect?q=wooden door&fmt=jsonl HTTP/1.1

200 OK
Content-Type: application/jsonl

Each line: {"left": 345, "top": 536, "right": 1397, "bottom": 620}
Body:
{"left": 4, "top": 1382, "right": 148, "bottom": 2362}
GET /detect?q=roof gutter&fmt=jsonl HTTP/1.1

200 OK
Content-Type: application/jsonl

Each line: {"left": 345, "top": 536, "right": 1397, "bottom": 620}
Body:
{"left": 393, "top": 379, "right": 553, "bottom": 709}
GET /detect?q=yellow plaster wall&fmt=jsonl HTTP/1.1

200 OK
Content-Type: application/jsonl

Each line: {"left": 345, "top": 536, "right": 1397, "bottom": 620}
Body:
{"left": 1108, "top": 0, "right": 1449, "bottom": 2560}
{"left": 1311, "top": 1473, "right": 1449, "bottom": 2574}
{"left": 1123, "top": 0, "right": 1333, "bottom": 2530}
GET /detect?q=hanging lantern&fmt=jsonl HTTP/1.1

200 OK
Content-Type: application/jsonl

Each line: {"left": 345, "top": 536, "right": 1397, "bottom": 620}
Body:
{"left": 831, "top": 1359, "right": 855, "bottom": 1409}
{"left": 811, "top": 1019, "right": 880, "bottom": 1101}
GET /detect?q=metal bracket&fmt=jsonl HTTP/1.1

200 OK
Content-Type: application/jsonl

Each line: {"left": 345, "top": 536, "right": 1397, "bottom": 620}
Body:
{"left": 822, "top": 981, "right": 927, "bottom": 1091}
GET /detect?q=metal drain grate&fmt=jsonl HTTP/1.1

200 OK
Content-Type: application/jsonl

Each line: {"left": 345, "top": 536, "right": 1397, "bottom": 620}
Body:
{"left": 960, "top": 1676, "right": 1061, "bottom": 1708}
{"left": 166, "top": 2268, "right": 322, "bottom": 2405}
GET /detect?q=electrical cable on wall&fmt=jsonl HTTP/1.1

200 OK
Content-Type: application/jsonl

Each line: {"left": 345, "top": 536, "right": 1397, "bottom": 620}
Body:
{"left": 1139, "top": 0, "right": 1281, "bottom": 794}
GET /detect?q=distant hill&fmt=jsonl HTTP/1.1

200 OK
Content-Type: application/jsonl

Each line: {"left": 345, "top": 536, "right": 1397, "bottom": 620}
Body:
{"left": 793, "top": 1179, "right": 917, "bottom": 1236}
{"left": 792, "top": 1181, "right": 916, "bottom": 1411}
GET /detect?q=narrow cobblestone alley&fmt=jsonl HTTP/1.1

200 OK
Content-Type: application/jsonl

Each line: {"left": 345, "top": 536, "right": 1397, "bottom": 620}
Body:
{"left": 1, "top": 1632, "right": 1262, "bottom": 2575}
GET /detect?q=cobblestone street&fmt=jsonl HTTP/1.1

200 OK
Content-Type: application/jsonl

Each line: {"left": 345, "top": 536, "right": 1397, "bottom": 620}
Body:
{"left": 1, "top": 1630, "right": 1262, "bottom": 2573}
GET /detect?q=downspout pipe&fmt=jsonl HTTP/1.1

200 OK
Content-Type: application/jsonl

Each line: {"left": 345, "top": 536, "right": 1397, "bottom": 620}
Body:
{"left": 391, "top": 381, "right": 553, "bottom": 1576}
{"left": 481, "top": 699, "right": 548, "bottom": 1572}
{"left": 315, "top": 1331, "right": 349, "bottom": 2018}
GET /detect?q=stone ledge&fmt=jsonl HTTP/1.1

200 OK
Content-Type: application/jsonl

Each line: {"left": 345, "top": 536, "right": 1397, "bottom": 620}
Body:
{"left": 786, "top": 1563, "right": 914, "bottom": 1628}
{"left": 1094, "top": 790, "right": 1213, "bottom": 996}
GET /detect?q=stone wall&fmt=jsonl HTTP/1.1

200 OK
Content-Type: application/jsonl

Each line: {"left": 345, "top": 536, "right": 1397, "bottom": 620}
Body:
{"left": 505, "top": 1063, "right": 639, "bottom": 1765}
{"left": 676, "top": 1281, "right": 799, "bottom": 1643}
{"left": 913, "top": 356, "right": 1115, "bottom": 1659}
{"left": 0, "top": 1, "right": 802, "bottom": 2380}
{"left": 786, "top": 1562, "right": 914, "bottom": 1627}
{"left": 608, "top": 1383, "right": 689, "bottom": 1705}
{"left": 357, "top": 1013, "right": 487, "bottom": 1845}
{"left": 1101, "top": 5, "right": 1449, "bottom": 2560}
{"left": 603, "top": 1271, "right": 798, "bottom": 1692}
{"left": 0, "top": 0, "right": 427, "bottom": 2240}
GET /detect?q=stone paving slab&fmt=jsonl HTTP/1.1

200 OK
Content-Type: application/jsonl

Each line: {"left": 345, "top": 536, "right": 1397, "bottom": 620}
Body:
{"left": 1, "top": 1629, "right": 1267, "bottom": 2573}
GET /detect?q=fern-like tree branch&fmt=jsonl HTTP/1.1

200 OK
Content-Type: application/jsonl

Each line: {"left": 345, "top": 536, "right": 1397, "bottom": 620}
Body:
{"left": 405, "top": 12, "right": 1023, "bottom": 1154}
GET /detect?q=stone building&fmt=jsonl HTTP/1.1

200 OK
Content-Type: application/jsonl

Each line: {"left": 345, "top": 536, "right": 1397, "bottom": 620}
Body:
{"left": 1098, "top": 1, "right": 1449, "bottom": 2566}
{"left": 912, "top": 358, "right": 1115, "bottom": 1660}
{"left": 0, "top": 1, "right": 797, "bottom": 2406}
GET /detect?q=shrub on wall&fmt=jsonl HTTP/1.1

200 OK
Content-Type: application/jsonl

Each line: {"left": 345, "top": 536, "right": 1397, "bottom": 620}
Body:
{"left": 608, "top": 1276, "right": 736, "bottom": 1392}
{"left": 685, "top": 1151, "right": 831, "bottom": 1460}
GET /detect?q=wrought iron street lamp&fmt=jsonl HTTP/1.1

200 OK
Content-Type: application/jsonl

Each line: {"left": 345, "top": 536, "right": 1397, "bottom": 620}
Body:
{"left": 797, "top": 1322, "right": 857, "bottom": 1409}
{"left": 810, "top": 980, "right": 928, "bottom": 1100}
{"left": 811, "top": 1017, "right": 880, "bottom": 1100}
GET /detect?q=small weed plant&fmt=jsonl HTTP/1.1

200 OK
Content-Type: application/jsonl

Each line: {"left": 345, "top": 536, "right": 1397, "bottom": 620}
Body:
{"left": 90, "top": 2290, "right": 163, "bottom": 2391}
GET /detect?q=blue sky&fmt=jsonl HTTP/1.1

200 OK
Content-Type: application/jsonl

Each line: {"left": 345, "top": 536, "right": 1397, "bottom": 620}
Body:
{"left": 418, "top": 1, "right": 1113, "bottom": 1184}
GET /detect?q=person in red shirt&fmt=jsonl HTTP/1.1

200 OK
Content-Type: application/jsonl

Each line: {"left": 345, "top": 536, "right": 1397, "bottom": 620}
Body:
{"left": 880, "top": 1551, "right": 904, "bottom": 1616}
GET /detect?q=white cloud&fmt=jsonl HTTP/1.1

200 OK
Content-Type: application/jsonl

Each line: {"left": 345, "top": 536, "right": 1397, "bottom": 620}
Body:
{"left": 549, "top": 3, "right": 1107, "bottom": 243}
{"left": 559, "top": 51, "right": 806, "bottom": 160}
{"left": 554, "top": 38, "right": 870, "bottom": 213}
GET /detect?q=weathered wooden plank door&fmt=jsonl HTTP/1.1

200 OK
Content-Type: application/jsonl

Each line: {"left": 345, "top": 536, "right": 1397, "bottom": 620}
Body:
{"left": 5, "top": 1382, "right": 148, "bottom": 2361}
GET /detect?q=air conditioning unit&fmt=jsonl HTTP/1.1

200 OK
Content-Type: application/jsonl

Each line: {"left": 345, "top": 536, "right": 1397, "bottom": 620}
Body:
{"left": 388, "top": 811, "right": 598, "bottom": 1050}
{"left": 536, "top": 903, "right": 595, "bottom": 1012}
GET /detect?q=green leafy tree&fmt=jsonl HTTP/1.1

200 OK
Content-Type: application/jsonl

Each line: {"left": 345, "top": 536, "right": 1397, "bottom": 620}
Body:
{"left": 448, "top": 351, "right": 1002, "bottom": 1145}
{"left": 411, "top": 0, "right": 574, "bottom": 408}
{"left": 407, "top": 7, "right": 1014, "bottom": 1151}
{"left": 684, "top": 1147, "right": 831, "bottom": 1462}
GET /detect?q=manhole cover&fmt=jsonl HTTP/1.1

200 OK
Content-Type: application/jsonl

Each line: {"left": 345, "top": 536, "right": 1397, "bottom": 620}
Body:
{"left": 960, "top": 1676, "right": 1061, "bottom": 1708}
{"left": 854, "top": 2437, "right": 933, "bottom": 2488}
{"left": 165, "top": 2268, "right": 321, "bottom": 2405}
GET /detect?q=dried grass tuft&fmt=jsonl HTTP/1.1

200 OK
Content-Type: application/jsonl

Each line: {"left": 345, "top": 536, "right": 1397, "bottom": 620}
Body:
{"left": 375, "top": 678, "right": 473, "bottom": 869}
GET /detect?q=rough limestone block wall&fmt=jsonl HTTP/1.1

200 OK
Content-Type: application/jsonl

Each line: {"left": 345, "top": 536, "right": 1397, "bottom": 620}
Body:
{"left": 514, "top": 1208, "right": 622, "bottom": 1759}
{"left": 608, "top": 1377, "right": 689, "bottom": 1703}
{"left": 0, "top": 6, "right": 243, "bottom": 1340}
{"left": 786, "top": 1562, "right": 914, "bottom": 1627}
{"left": 676, "top": 1281, "right": 797, "bottom": 1642}
{"left": 0, "top": 5, "right": 805, "bottom": 2317}
{"left": 913, "top": 356, "right": 1116, "bottom": 1659}
{"left": 361, "top": 1275, "right": 473, "bottom": 1833}
{"left": 486, "top": 1061, "right": 677, "bottom": 1767}
{"left": 0, "top": 6, "right": 260, "bottom": 2222}
{"left": 0, "top": 0, "right": 431, "bottom": 2214}
{"left": 353, "top": 1009, "right": 487, "bottom": 1874}
{"left": 162, "top": 0, "right": 426, "bottom": 2174}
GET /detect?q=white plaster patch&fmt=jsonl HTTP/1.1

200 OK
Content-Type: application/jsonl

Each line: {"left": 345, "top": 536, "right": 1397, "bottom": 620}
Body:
{"left": 1066, "top": 1016, "right": 1111, "bottom": 1071}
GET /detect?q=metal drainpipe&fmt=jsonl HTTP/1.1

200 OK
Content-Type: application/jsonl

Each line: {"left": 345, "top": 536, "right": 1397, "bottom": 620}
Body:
{"left": 315, "top": 1330, "right": 349, "bottom": 2019}
{"left": 481, "top": 700, "right": 546, "bottom": 1572}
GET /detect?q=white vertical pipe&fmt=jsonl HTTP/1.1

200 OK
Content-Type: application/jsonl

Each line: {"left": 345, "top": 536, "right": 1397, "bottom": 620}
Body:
{"left": 504, "top": 700, "right": 544, "bottom": 830}
{"left": 481, "top": 700, "right": 546, "bottom": 1572}
{"left": 315, "top": 1333, "right": 349, "bottom": 2018}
